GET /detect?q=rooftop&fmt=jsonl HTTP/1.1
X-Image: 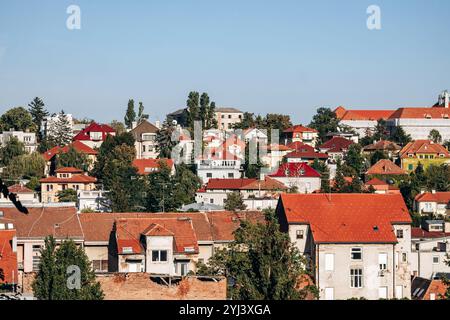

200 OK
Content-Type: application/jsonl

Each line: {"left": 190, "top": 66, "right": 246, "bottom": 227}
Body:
{"left": 366, "top": 159, "right": 406, "bottom": 175}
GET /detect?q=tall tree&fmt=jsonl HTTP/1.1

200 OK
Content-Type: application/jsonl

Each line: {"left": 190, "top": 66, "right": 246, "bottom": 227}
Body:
{"left": 0, "top": 136, "right": 25, "bottom": 167}
{"left": 197, "top": 209, "right": 318, "bottom": 300}
{"left": 56, "top": 189, "right": 78, "bottom": 202}
{"left": 57, "top": 146, "right": 91, "bottom": 172}
{"left": 156, "top": 120, "right": 177, "bottom": 159}
{"left": 28, "top": 97, "right": 49, "bottom": 140}
{"left": 186, "top": 91, "right": 200, "bottom": 132}
{"left": 0, "top": 107, "right": 36, "bottom": 132}
{"left": 344, "top": 144, "right": 365, "bottom": 176}
{"left": 311, "top": 158, "right": 331, "bottom": 193}
{"left": 373, "top": 119, "right": 389, "bottom": 141}
{"left": 137, "top": 102, "right": 149, "bottom": 124}
{"left": 206, "top": 101, "right": 218, "bottom": 129}
{"left": 390, "top": 126, "right": 412, "bottom": 146}
{"left": 199, "top": 93, "right": 210, "bottom": 128}
{"left": 124, "top": 99, "right": 136, "bottom": 129}
{"left": 224, "top": 191, "right": 247, "bottom": 212}
{"left": 48, "top": 110, "right": 72, "bottom": 147}
{"left": 428, "top": 129, "right": 443, "bottom": 144}
{"left": 309, "top": 107, "right": 340, "bottom": 144}
{"left": 2, "top": 152, "right": 45, "bottom": 180}
{"left": 32, "top": 236, "right": 103, "bottom": 300}
{"left": 109, "top": 120, "right": 126, "bottom": 135}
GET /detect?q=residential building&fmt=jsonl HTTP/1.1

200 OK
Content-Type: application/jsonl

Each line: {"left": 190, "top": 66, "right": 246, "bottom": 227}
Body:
{"left": 0, "top": 184, "right": 39, "bottom": 204}
{"left": 284, "top": 143, "right": 328, "bottom": 164}
{"left": 132, "top": 158, "right": 175, "bottom": 175}
{"left": 72, "top": 122, "right": 116, "bottom": 149}
{"left": 215, "top": 107, "right": 243, "bottom": 130}
{"left": 362, "top": 140, "right": 401, "bottom": 159}
{"left": 282, "top": 125, "right": 318, "bottom": 147}
{"left": 411, "top": 220, "right": 450, "bottom": 279}
{"left": 318, "top": 137, "right": 354, "bottom": 163}
{"left": 268, "top": 162, "right": 321, "bottom": 193}
{"left": 415, "top": 191, "right": 450, "bottom": 217}
{"left": 130, "top": 120, "right": 160, "bottom": 159}
{"left": 195, "top": 155, "right": 242, "bottom": 184}
{"left": 399, "top": 140, "right": 450, "bottom": 172}
{"left": 195, "top": 177, "right": 287, "bottom": 208}
{"left": 0, "top": 220, "right": 17, "bottom": 287}
{"left": 334, "top": 106, "right": 395, "bottom": 137}
{"left": 365, "top": 159, "right": 407, "bottom": 179}
{"left": 260, "top": 144, "right": 292, "bottom": 172}
{"left": 0, "top": 129, "right": 38, "bottom": 154}
{"left": 365, "top": 178, "right": 401, "bottom": 195}
{"left": 277, "top": 193, "right": 412, "bottom": 300}
{"left": 411, "top": 277, "right": 448, "bottom": 300}
{"left": 166, "top": 108, "right": 189, "bottom": 128}
{"left": 39, "top": 167, "right": 97, "bottom": 203}
{"left": 77, "top": 190, "right": 109, "bottom": 212}
{"left": 243, "top": 128, "right": 268, "bottom": 143}
{"left": 42, "top": 140, "right": 98, "bottom": 175}
{"left": 326, "top": 131, "right": 359, "bottom": 144}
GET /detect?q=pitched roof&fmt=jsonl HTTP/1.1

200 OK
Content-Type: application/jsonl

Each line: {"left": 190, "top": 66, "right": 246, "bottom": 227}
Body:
{"left": 132, "top": 158, "right": 174, "bottom": 175}
{"left": 269, "top": 162, "right": 321, "bottom": 178}
{"left": 264, "top": 144, "right": 292, "bottom": 152}
{"left": 319, "top": 137, "right": 353, "bottom": 153}
{"left": 72, "top": 122, "right": 115, "bottom": 142}
{"left": 285, "top": 150, "right": 328, "bottom": 160}
{"left": 0, "top": 206, "right": 84, "bottom": 239}
{"left": 202, "top": 177, "right": 287, "bottom": 191}
{"left": 55, "top": 167, "right": 83, "bottom": 173}
{"left": 130, "top": 120, "right": 159, "bottom": 141}
{"left": 415, "top": 192, "right": 450, "bottom": 204}
{"left": 0, "top": 229, "right": 17, "bottom": 284}
{"left": 389, "top": 107, "right": 450, "bottom": 120}
{"left": 363, "top": 140, "right": 401, "bottom": 152}
{"left": 399, "top": 140, "right": 450, "bottom": 158}
{"left": 366, "top": 159, "right": 406, "bottom": 175}
{"left": 411, "top": 227, "right": 450, "bottom": 239}
{"left": 365, "top": 177, "right": 389, "bottom": 186}
{"left": 283, "top": 125, "right": 318, "bottom": 134}
{"left": 8, "top": 184, "right": 33, "bottom": 194}
{"left": 42, "top": 140, "right": 98, "bottom": 161}
{"left": 206, "top": 211, "right": 266, "bottom": 241}
{"left": 279, "top": 193, "right": 411, "bottom": 243}
{"left": 39, "top": 174, "right": 97, "bottom": 184}
{"left": 215, "top": 107, "right": 243, "bottom": 113}
{"left": 335, "top": 106, "right": 395, "bottom": 121}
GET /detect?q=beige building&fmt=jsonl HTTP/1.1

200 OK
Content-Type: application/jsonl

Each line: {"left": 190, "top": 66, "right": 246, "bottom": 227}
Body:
{"left": 130, "top": 120, "right": 160, "bottom": 159}
{"left": 277, "top": 193, "right": 412, "bottom": 300}
{"left": 215, "top": 107, "right": 243, "bottom": 130}
{"left": 39, "top": 167, "right": 97, "bottom": 203}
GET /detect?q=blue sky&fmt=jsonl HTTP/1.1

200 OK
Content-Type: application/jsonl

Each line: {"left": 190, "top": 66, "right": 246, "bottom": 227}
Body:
{"left": 0, "top": 0, "right": 449, "bottom": 124}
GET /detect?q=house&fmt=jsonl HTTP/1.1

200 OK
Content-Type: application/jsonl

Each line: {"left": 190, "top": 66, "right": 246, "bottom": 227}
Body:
{"left": 0, "top": 129, "right": 38, "bottom": 154}
{"left": 387, "top": 91, "right": 450, "bottom": 141}
{"left": 365, "top": 178, "right": 400, "bottom": 195}
{"left": 362, "top": 140, "right": 401, "bottom": 159}
{"left": 77, "top": 190, "right": 109, "bottom": 213}
{"left": 326, "top": 131, "right": 359, "bottom": 144}
{"left": 276, "top": 193, "right": 412, "bottom": 300}
{"left": 130, "top": 120, "right": 160, "bottom": 159}
{"left": 268, "top": 162, "right": 321, "bottom": 193}
{"left": 284, "top": 143, "right": 328, "bottom": 164}
{"left": 39, "top": 167, "right": 97, "bottom": 203}
{"left": 410, "top": 220, "right": 450, "bottom": 279}
{"left": 260, "top": 144, "right": 293, "bottom": 171}
{"left": 334, "top": 106, "right": 396, "bottom": 137}
{"left": 42, "top": 140, "right": 98, "bottom": 175}
{"left": 195, "top": 177, "right": 287, "bottom": 208}
{"left": 215, "top": 107, "right": 243, "bottom": 130}
{"left": 365, "top": 159, "right": 407, "bottom": 179}
{"left": 166, "top": 108, "right": 189, "bottom": 128}
{"left": 0, "top": 184, "right": 39, "bottom": 204}
{"left": 399, "top": 140, "right": 450, "bottom": 172}
{"left": 132, "top": 158, "right": 175, "bottom": 175}
{"left": 0, "top": 220, "right": 18, "bottom": 288}
{"left": 318, "top": 137, "right": 354, "bottom": 162}
{"left": 282, "top": 125, "right": 318, "bottom": 147}
{"left": 411, "top": 277, "right": 448, "bottom": 300}
{"left": 243, "top": 128, "right": 268, "bottom": 143}
{"left": 415, "top": 191, "right": 450, "bottom": 217}
{"left": 72, "top": 122, "right": 116, "bottom": 149}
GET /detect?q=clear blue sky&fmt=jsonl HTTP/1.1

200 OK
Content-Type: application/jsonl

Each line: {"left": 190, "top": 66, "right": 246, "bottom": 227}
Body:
{"left": 0, "top": 0, "right": 449, "bottom": 124}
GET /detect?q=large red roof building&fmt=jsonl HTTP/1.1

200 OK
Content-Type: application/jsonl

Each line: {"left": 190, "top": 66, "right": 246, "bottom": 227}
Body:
{"left": 72, "top": 122, "right": 115, "bottom": 149}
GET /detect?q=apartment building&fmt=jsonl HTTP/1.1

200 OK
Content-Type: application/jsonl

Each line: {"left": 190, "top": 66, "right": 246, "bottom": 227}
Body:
{"left": 130, "top": 120, "right": 160, "bottom": 159}
{"left": 277, "top": 193, "right": 412, "bottom": 300}
{"left": 215, "top": 107, "right": 243, "bottom": 130}
{"left": 0, "top": 129, "right": 38, "bottom": 154}
{"left": 318, "top": 137, "right": 354, "bottom": 163}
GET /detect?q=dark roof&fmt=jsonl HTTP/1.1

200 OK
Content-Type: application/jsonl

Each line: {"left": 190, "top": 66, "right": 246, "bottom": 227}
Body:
{"left": 130, "top": 120, "right": 159, "bottom": 141}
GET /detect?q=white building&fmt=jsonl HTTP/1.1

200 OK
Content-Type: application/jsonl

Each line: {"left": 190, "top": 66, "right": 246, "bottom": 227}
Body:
{"left": 415, "top": 191, "right": 450, "bottom": 217}
{"left": 0, "top": 184, "right": 39, "bottom": 204}
{"left": 277, "top": 193, "right": 412, "bottom": 300}
{"left": 195, "top": 156, "right": 242, "bottom": 184}
{"left": 77, "top": 190, "right": 109, "bottom": 212}
{"left": 0, "top": 130, "right": 38, "bottom": 153}
{"left": 268, "top": 162, "right": 321, "bottom": 193}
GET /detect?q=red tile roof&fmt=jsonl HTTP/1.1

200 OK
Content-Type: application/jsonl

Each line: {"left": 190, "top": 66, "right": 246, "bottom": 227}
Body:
{"left": 389, "top": 107, "right": 450, "bottom": 120}
{"left": 365, "top": 178, "right": 389, "bottom": 186}
{"left": 0, "top": 229, "right": 18, "bottom": 284}
{"left": 363, "top": 140, "right": 401, "bottom": 152}
{"left": 285, "top": 150, "right": 328, "bottom": 160}
{"left": 55, "top": 167, "right": 83, "bottom": 174}
{"left": 132, "top": 158, "right": 174, "bottom": 175}
{"left": 415, "top": 192, "right": 450, "bottom": 204}
{"left": 40, "top": 174, "right": 97, "bottom": 184}
{"left": 264, "top": 144, "right": 292, "bottom": 152}
{"left": 72, "top": 122, "right": 115, "bottom": 142}
{"left": 42, "top": 140, "right": 98, "bottom": 161}
{"left": 366, "top": 159, "right": 406, "bottom": 175}
{"left": 319, "top": 137, "right": 353, "bottom": 153}
{"left": 7, "top": 184, "right": 33, "bottom": 194}
{"left": 201, "top": 177, "right": 287, "bottom": 191}
{"left": 335, "top": 106, "right": 395, "bottom": 121}
{"left": 279, "top": 193, "right": 411, "bottom": 243}
{"left": 400, "top": 140, "right": 450, "bottom": 159}
{"left": 411, "top": 227, "right": 450, "bottom": 239}
{"left": 283, "top": 125, "right": 318, "bottom": 134}
{"left": 269, "top": 162, "right": 321, "bottom": 178}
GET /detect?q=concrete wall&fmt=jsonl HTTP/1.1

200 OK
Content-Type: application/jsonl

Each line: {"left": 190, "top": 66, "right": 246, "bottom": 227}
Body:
{"left": 145, "top": 235, "right": 174, "bottom": 275}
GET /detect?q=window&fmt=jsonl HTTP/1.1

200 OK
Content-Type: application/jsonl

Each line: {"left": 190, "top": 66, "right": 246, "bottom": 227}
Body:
{"left": 396, "top": 229, "right": 403, "bottom": 239}
{"left": 325, "top": 254, "right": 334, "bottom": 271}
{"left": 433, "top": 256, "right": 439, "bottom": 264}
{"left": 402, "top": 252, "right": 407, "bottom": 263}
{"left": 408, "top": 164, "right": 414, "bottom": 171}
{"left": 210, "top": 199, "right": 214, "bottom": 204}
{"left": 351, "top": 247, "right": 362, "bottom": 260}
{"left": 378, "top": 253, "right": 388, "bottom": 271}
{"left": 228, "top": 173, "right": 234, "bottom": 178}
{"left": 32, "top": 255, "right": 41, "bottom": 271}
{"left": 152, "top": 250, "right": 168, "bottom": 262}
{"left": 430, "top": 293, "right": 436, "bottom": 300}
{"left": 296, "top": 230, "right": 304, "bottom": 239}
{"left": 325, "top": 287, "right": 334, "bottom": 300}
{"left": 228, "top": 115, "right": 232, "bottom": 119}
{"left": 206, "top": 173, "right": 212, "bottom": 178}
{"left": 92, "top": 260, "right": 109, "bottom": 272}
{"left": 350, "top": 269, "right": 363, "bottom": 288}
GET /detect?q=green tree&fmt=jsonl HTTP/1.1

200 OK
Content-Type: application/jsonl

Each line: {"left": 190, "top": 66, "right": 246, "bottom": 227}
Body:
{"left": 233, "top": 112, "right": 256, "bottom": 129}
{"left": 109, "top": 120, "right": 126, "bottom": 135}
{"left": 28, "top": 97, "right": 49, "bottom": 140}
{"left": 333, "top": 160, "right": 348, "bottom": 193}
{"left": 224, "top": 191, "right": 247, "bottom": 212}
{"left": 57, "top": 146, "right": 91, "bottom": 172}
{"left": 124, "top": 99, "right": 136, "bottom": 129}
{"left": 137, "top": 102, "right": 149, "bottom": 124}
{"left": 0, "top": 136, "right": 25, "bottom": 167}
{"left": 399, "top": 172, "right": 421, "bottom": 211}
{"left": 344, "top": 144, "right": 365, "bottom": 176}
{"left": 206, "top": 101, "right": 218, "bottom": 129}
{"left": 426, "top": 165, "right": 450, "bottom": 191}
{"left": 32, "top": 236, "right": 103, "bottom": 300}
{"left": 197, "top": 209, "right": 318, "bottom": 300}
{"left": 156, "top": 120, "right": 177, "bottom": 159}
{"left": 56, "top": 189, "right": 78, "bottom": 202}
{"left": 0, "top": 107, "right": 36, "bottom": 132}
{"left": 373, "top": 119, "right": 389, "bottom": 141}
{"left": 311, "top": 158, "right": 331, "bottom": 193}
{"left": 186, "top": 91, "right": 200, "bottom": 132}
{"left": 2, "top": 152, "right": 45, "bottom": 180}
{"left": 370, "top": 150, "right": 388, "bottom": 166}
{"left": 48, "top": 110, "right": 72, "bottom": 147}
{"left": 428, "top": 129, "right": 443, "bottom": 144}
{"left": 173, "top": 164, "right": 202, "bottom": 206}
{"left": 390, "top": 126, "right": 412, "bottom": 146}
{"left": 309, "top": 107, "right": 340, "bottom": 144}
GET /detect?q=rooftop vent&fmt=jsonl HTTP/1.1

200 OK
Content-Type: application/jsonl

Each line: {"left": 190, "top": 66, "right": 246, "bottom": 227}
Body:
{"left": 373, "top": 226, "right": 379, "bottom": 231}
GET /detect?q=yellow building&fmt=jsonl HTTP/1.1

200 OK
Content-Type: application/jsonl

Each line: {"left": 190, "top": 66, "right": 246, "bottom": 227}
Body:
{"left": 399, "top": 140, "right": 450, "bottom": 172}
{"left": 40, "top": 167, "right": 97, "bottom": 203}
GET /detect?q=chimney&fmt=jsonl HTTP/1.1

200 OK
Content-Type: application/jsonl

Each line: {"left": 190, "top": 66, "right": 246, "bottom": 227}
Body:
{"left": 155, "top": 120, "right": 161, "bottom": 129}
{"left": 432, "top": 189, "right": 436, "bottom": 194}
{"left": 445, "top": 90, "right": 450, "bottom": 109}
{"left": 131, "top": 121, "right": 138, "bottom": 129}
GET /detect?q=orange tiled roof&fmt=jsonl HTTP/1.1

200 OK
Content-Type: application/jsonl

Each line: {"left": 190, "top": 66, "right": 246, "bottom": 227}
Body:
{"left": 363, "top": 140, "right": 401, "bottom": 152}
{"left": 0, "top": 229, "right": 18, "bottom": 284}
{"left": 365, "top": 177, "right": 389, "bottom": 186}
{"left": 389, "top": 107, "right": 450, "bottom": 120}
{"left": 132, "top": 158, "right": 174, "bottom": 175}
{"left": 319, "top": 137, "right": 353, "bottom": 153}
{"left": 279, "top": 193, "right": 411, "bottom": 243}
{"left": 283, "top": 125, "right": 318, "bottom": 134}
{"left": 399, "top": 140, "right": 450, "bottom": 159}
{"left": 335, "top": 106, "right": 395, "bottom": 121}
{"left": 42, "top": 141, "right": 98, "bottom": 161}
{"left": 55, "top": 167, "right": 83, "bottom": 174}
{"left": 415, "top": 192, "right": 450, "bottom": 204}
{"left": 366, "top": 159, "right": 406, "bottom": 175}
{"left": 39, "top": 174, "right": 97, "bottom": 184}
{"left": 7, "top": 184, "right": 33, "bottom": 194}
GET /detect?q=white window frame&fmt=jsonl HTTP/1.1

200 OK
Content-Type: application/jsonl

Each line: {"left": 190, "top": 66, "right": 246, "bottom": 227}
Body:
{"left": 350, "top": 268, "right": 363, "bottom": 288}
